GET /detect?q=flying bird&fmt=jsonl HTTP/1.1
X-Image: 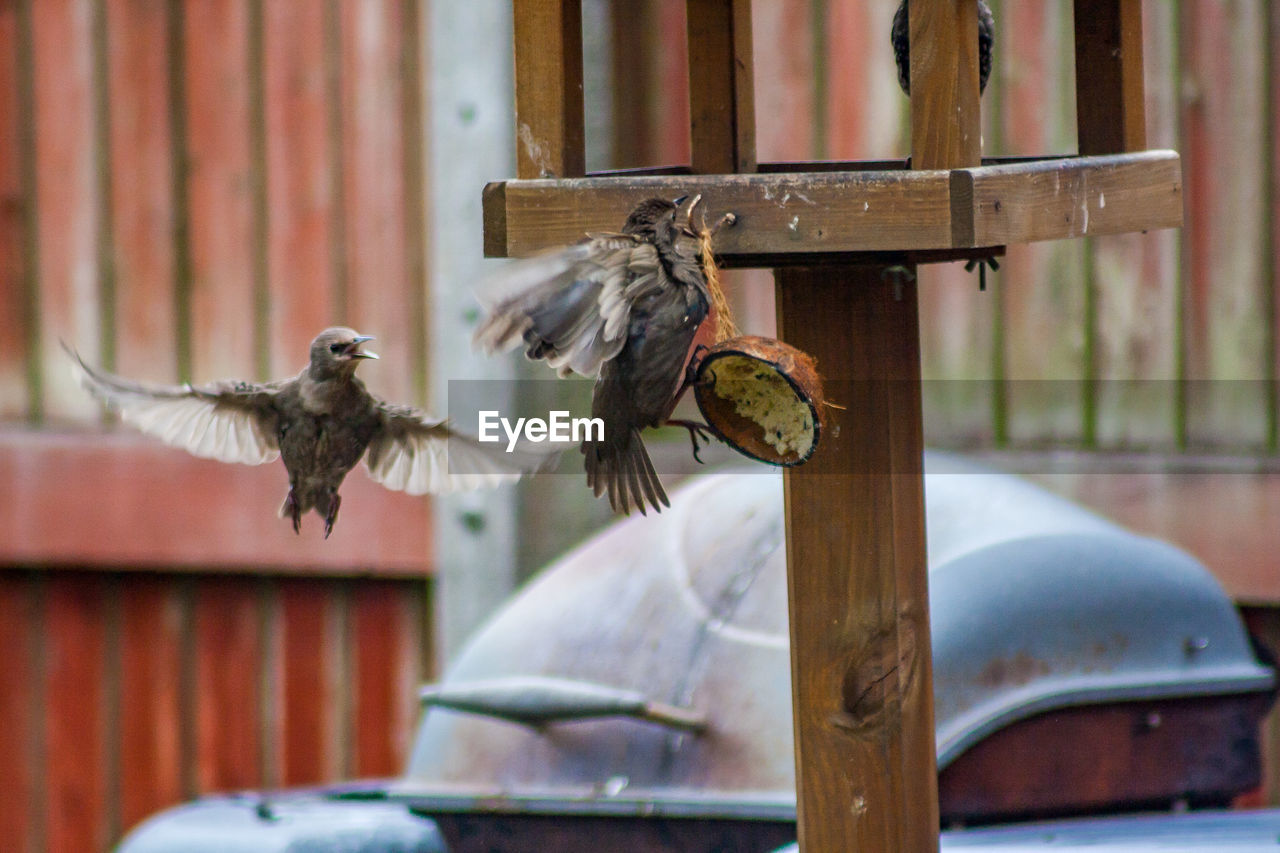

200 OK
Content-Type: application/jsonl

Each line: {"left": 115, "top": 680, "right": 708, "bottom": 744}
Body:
{"left": 474, "top": 196, "right": 732, "bottom": 516}
{"left": 68, "top": 328, "right": 552, "bottom": 537}
{"left": 891, "top": 0, "right": 995, "bottom": 96}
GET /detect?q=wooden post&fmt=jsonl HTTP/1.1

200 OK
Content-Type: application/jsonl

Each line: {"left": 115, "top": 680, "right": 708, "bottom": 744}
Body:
{"left": 685, "top": 0, "right": 755, "bottom": 174}
{"left": 777, "top": 266, "right": 937, "bottom": 852}
{"left": 512, "top": 0, "right": 585, "bottom": 178}
{"left": 909, "top": 0, "right": 982, "bottom": 169}
{"left": 1073, "top": 0, "right": 1147, "bottom": 155}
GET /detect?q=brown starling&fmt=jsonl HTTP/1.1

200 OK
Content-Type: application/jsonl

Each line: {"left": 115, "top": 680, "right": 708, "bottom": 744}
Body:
{"left": 68, "top": 328, "right": 552, "bottom": 537}
{"left": 474, "top": 196, "right": 720, "bottom": 516}
{"left": 892, "top": 0, "right": 995, "bottom": 95}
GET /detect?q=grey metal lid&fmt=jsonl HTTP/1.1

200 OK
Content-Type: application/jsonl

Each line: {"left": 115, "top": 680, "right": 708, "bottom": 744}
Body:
{"left": 406, "top": 456, "right": 1272, "bottom": 801}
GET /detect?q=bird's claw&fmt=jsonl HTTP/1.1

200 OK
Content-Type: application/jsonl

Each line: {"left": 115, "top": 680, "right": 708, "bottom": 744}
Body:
{"left": 284, "top": 491, "right": 302, "bottom": 535}
{"left": 323, "top": 494, "right": 341, "bottom": 539}
{"left": 667, "top": 418, "right": 715, "bottom": 464}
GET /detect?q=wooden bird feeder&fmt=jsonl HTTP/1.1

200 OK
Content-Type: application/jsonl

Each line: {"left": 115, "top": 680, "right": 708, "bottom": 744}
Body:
{"left": 483, "top": 1, "right": 1180, "bottom": 850}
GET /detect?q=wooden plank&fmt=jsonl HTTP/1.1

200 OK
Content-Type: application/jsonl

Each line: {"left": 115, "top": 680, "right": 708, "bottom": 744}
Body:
{"left": 352, "top": 582, "right": 422, "bottom": 776}
{"left": 262, "top": 1, "right": 336, "bottom": 378}
{"left": 752, "top": 0, "right": 813, "bottom": 163}
{"left": 1073, "top": 0, "right": 1147, "bottom": 155}
{"left": 105, "top": 0, "right": 178, "bottom": 383}
{"left": 278, "top": 581, "right": 341, "bottom": 785}
{"left": 0, "top": 430, "right": 434, "bottom": 576}
{"left": 31, "top": 0, "right": 100, "bottom": 420}
{"left": 0, "top": 0, "right": 32, "bottom": 420}
{"left": 183, "top": 0, "right": 259, "bottom": 382}
{"left": 1180, "top": 0, "right": 1270, "bottom": 450}
{"left": 1089, "top": 0, "right": 1180, "bottom": 450}
{"left": 194, "top": 578, "right": 262, "bottom": 791}
{"left": 486, "top": 170, "right": 954, "bottom": 259}
{"left": 909, "top": 0, "right": 982, "bottom": 169}
{"left": 685, "top": 0, "right": 755, "bottom": 173}
{"left": 512, "top": 0, "right": 585, "bottom": 179}
{"left": 119, "top": 577, "right": 184, "bottom": 831}
{"left": 45, "top": 574, "right": 108, "bottom": 853}
{"left": 776, "top": 266, "right": 937, "bottom": 852}
{"left": 825, "top": 0, "right": 906, "bottom": 160}
{"left": 339, "top": 0, "right": 413, "bottom": 406}
{"left": 0, "top": 574, "right": 38, "bottom": 853}
{"left": 965, "top": 151, "right": 1183, "bottom": 246}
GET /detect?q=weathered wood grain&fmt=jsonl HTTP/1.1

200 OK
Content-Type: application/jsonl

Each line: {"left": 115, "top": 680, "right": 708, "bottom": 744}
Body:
{"left": 32, "top": 0, "right": 100, "bottom": 420}
{"left": 777, "top": 266, "right": 937, "bottom": 853}
{"left": 119, "top": 577, "right": 184, "bottom": 831}
{"left": 909, "top": 0, "right": 982, "bottom": 168}
{"left": 339, "top": 0, "right": 413, "bottom": 406}
{"left": 0, "top": 0, "right": 31, "bottom": 420}
{"left": 0, "top": 430, "right": 434, "bottom": 575}
{"left": 512, "top": 0, "right": 585, "bottom": 179}
{"left": 45, "top": 575, "right": 108, "bottom": 853}
{"left": 195, "top": 579, "right": 263, "bottom": 791}
{"left": 183, "top": 0, "right": 258, "bottom": 383}
{"left": 263, "top": 1, "right": 336, "bottom": 379}
{"left": 965, "top": 151, "right": 1182, "bottom": 245}
{"left": 1073, "top": 0, "right": 1147, "bottom": 155}
{"left": 105, "top": 0, "right": 177, "bottom": 384}
{"left": 685, "top": 0, "right": 755, "bottom": 173}
{"left": 1180, "top": 0, "right": 1270, "bottom": 450}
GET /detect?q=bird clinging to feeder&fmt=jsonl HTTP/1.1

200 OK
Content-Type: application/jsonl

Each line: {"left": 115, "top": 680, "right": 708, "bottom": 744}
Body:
{"left": 68, "top": 327, "right": 553, "bottom": 537}
{"left": 474, "top": 195, "right": 735, "bottom": 516}
{"left": 891, "top": 0, "right": 995, "bottom": 95}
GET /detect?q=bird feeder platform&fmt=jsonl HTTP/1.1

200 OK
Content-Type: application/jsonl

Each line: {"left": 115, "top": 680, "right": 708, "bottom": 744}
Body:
{"left": 483, "top": 1, "right": 1179, "bottom": 851}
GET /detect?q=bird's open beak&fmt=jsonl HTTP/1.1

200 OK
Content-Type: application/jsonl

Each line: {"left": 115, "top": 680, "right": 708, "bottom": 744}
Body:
{"left": 347, "top": 336, "right": 379, "bottom": 359}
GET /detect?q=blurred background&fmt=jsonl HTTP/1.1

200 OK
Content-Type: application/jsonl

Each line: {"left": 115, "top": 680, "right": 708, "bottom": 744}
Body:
{"left": 2, "top": 0, "right": 1278, "bottom": 850}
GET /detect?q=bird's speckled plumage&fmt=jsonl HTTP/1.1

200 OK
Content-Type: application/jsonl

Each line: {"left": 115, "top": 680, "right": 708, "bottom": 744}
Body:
{"left": 474, "top": 197, "right": 710, "bottom": 516}
{"left": 69, "top": 327, "right": 551, "bottom": 536}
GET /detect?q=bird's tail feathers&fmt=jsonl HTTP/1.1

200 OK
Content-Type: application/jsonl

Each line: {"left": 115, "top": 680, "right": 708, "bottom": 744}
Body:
{"left": 583, "top": 427, "right": 668, "bottom": 516}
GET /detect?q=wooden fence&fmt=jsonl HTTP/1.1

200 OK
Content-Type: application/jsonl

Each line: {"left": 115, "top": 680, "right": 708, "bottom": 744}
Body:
{"left": 4, "top": 0, "right": 1280, "bottom": 850}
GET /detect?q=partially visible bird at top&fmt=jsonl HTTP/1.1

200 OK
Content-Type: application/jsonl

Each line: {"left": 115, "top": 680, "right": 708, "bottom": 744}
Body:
{"left": 67, "top": 327, "right": 554, "bottom": 537}
{"left": 473, "top": 195, "right": 735, "bottom": 517}
{"left": 892, "top": 0, "right": 995, "bottom": 96}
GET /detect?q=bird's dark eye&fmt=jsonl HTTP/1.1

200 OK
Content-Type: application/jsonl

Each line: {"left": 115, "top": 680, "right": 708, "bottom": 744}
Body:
{"left": 329, "top": 342, "right": 344, "bottom": 353}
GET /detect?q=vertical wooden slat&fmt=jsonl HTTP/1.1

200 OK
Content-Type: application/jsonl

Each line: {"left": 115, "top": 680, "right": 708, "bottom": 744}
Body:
{"left": 685, "top": 0, "right": 755, "bottom": 173}
{"left": 263, "top": 1, "right": 335, "bottom": 378}
{"left": 652, "top": 0, "right": 691, "bottom": 165}
{"left": 0, "top": 574, "right": 38, "bottom": 853}
{"left": 909, "top": 0, "right": 981, "bottom": 168}
{"left": 825, "top": 0, "right": 907, "bottom": 161}
{"left": 45, "top": 575, "right": 108, "bottom": 853}
{"left": 1091, "top": 0, "right": 1181, "bottom": 450}
{"left": 0, "top": 0, "right": 32, "bottom": 419}
{"left": 194, "top": 579, "right": 263, "bottom": 791}
{"left": 512, "top": 0, "right": 585, "bottom": 179}
{"left": 278, "top": 581, "right": 341, "bottom": 785}
{"left": 1180, "top": 0, "right": 1269, "bottom": 449}
{"left": 352, "top": 581, "right": 422, "bottom": 776}
{"left": 997, "top": 0, "right": 1087, "bottom": 445}
{"left": 31, "top": 0, "right": 100, "bottom": 419}
{"left": 752, "top": 0, "right": 813, "bottom": 163}
{"left": 777, "top": 267, "right": 937, "bottom": 853}
{"left": 340, "top": 0, "right": 412, "bottom": 405}
{"left": 1073, "top": 0, "right": 1147, "bottom": 155}
{"left": 184, "top": 0, "right": 258, "bottom": 382}
{"left": 105, "top": 0, "right": 178, "bottom": 382}
{"left": 118, "top": 577, "right": 184, "bottom": 833}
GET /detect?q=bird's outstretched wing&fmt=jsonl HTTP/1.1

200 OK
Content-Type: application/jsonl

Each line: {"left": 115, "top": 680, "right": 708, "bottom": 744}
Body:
{"left": 473, "top": 234, "right": 667, "bottom": 378}
{"left": 364, "top": 404, "right": 559, "bottom": 495}
{"left": 67, "top": 346, "right": 282, "bottom": 465}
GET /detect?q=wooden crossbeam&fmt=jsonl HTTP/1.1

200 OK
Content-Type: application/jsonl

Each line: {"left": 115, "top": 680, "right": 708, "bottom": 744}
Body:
{"left": 1073, "top": 0, "right": 1147, "bottom": 155}
{"left": 482, "top": 152, "right": 1183, "bottom": 261}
